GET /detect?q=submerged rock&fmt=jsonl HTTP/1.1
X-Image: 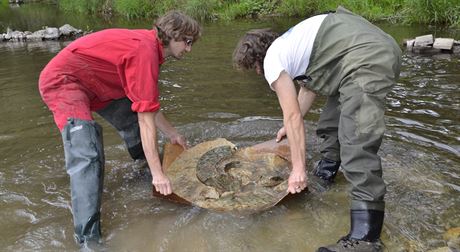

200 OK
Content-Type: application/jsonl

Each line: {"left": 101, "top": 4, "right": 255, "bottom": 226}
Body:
{"left": 426, "top": 227, "right": 460, "bottom": 252}
{"left": 444, "top": 227, "right": 460, "bottom": 251}
{"left": 161, "top": 138, "right": 292, "bottom": 213}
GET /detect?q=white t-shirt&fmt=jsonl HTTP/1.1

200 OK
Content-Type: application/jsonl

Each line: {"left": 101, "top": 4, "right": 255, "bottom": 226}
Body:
{"left": 264, "top": 14, "right": 327, "bottom": 90}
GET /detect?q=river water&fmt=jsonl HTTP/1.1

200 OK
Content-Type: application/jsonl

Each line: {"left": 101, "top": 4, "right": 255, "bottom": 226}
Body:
{"left": 0, "top": 3, "right": 459, "bottom": 252}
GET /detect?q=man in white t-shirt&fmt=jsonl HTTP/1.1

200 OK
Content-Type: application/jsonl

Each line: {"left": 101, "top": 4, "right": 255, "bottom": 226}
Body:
{"left": 233, "top": 6, "right": 401, "bottom": 252}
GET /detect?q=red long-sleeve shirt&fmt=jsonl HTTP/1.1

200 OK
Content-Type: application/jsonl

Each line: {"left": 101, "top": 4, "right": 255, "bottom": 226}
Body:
{"left": 39, "top": 28, "right": 164, "bottom": 123}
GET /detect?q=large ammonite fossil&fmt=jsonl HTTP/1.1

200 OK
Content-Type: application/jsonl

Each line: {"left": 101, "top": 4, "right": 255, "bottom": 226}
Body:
{"left": 164, "top": 138, "right": 291, "bottom": 213}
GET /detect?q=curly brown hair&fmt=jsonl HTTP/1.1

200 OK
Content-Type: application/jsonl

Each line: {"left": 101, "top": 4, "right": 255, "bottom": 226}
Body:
{"left": 232, "top": 28, "right": 279, "bottom": 71}
{"left": 155, "top": 11, "right": 202, "bottom": 46}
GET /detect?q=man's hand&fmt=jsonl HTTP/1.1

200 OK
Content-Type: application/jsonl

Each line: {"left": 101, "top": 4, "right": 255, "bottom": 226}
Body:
{"left": 287, "top": 169, "right": 307, "bottom": 194}
{"left": 152, "top": 172, "right": 172, "bottom": 195}
{"left": 276, "top": 127, "right": 287, "bottom": 142}
{"left": 169, "top": 133, "right": 188, "bottom": 149}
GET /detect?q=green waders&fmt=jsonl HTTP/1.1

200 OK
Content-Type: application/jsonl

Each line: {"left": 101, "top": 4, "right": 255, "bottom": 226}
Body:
{"left": 314, "top": 95, "right": 342, "bottom": 181}
{"left": 62, "top": 118, "right": 104, "bottom": 244}
{"left": 316, "top": 94, "right": 341, "bottom": 163}
{"left": 301, "top": 6, "right": 402, "bottom": 250}
{"left": 62, "top": 98, "right": 144, "bottom": 245}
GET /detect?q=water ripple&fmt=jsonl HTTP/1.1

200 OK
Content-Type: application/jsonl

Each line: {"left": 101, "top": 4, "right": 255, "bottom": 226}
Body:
{"left": 15, "top": 209, "right": 38, "bottom": 224}
{"left": 40, "top": 197, "right": 70, "bottom": 210}
{"left": 159, "top": 207, "right": 202, "bottom": 252}
{"left": 0, "top": 191, "right": 36, "bottom": 206}
{"left": 395, "top": 131, "right": 459, "bottom": 156}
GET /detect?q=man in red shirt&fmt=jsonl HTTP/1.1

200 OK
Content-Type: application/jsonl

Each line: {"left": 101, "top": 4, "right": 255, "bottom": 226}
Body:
{"left": 38, "top": 11, "right": 201, "bottom": 246}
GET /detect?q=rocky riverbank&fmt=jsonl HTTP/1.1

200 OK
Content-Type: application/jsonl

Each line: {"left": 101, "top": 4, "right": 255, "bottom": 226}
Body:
{"left": 404, "top": 34, "right": 460, "bottom": 55}
{"left": 1, "top": 24, "right": 85, "bottom": 42}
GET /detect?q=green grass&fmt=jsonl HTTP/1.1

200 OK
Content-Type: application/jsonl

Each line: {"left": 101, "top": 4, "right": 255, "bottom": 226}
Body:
{"left": 113, "top": 0, "right": 155, "bottom": 19}
{"left": 58, "top": 0, "right": 103, "bottom": 14}
{"left": 314, "top": 0, "right": 405, "bottom": 22}
{"left": 219, "top": 0, "right": 277, "bottom": 20}
{"left": 183, "top": 0, "right": 221, "bottom": 20}
{"left": 55, "top": 0, "right": 460, "bottom": 27}
{"left": 276, "top": 0, "right": 319, "bottom": 17}
{"left": 277, "top": 0, "right": 459, "bottom": 26}
{"left": 404, "top": 0, "right": 460, "bottom": 26}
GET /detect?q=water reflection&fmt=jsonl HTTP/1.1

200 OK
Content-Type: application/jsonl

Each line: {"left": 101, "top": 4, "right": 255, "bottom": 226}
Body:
{"left": 0, "top": 3, "right": 459, "bottom": 252}
{"left": 0, "top": 40, "right": 69, "bottom": 53}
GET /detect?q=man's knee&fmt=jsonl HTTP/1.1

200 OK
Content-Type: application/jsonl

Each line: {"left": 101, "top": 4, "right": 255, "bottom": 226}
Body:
{"left": 62, "top": 118, "right": 104, "bottom": 175}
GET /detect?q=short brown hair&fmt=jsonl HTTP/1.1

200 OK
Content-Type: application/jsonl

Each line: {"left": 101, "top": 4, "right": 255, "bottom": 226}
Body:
{"left": 155, "top": 11, "right": 202, "bottom": 46}
{"left": 233, "top": 29, "right": 279, "bottom": 70}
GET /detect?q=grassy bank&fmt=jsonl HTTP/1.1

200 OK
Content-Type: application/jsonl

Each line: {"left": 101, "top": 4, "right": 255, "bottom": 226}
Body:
{"left": 55, "top": 0, "right": 459, "bottom": 27}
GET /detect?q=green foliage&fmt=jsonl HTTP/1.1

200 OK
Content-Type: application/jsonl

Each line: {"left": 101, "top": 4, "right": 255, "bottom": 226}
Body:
{"left": 183, "top": 0, "right": 221, "bottom": 20}
{"left": 276, "top": 0, "right": 318, "bottom": 17}
{"left": 315, "top": 0, "right": 404, "bottom": 22}
{"left": 220, "top": 0, "right": 277, "bottom": 20}
{"left": 404, "top": 0, "right": 460, "bottom": 26}
{"left": 113, "top": 0, "right": 155, "bottom": 19}
{"left": 0, "top": 0, "right": 8, "bottom": 13}
{"left": 54, "top": 0, "right": 460, "bottom": 27}
{"left": 58, "top": 0, "right": 102, "bottom": 14}
{"left": 219, "top": 1, "right": 247, "bottom": 20}
{"left": 446, "top": 5, "right": 460, "bottom": 27}
{"left": 150, "top": 0, "right": 184, "bottom": 17}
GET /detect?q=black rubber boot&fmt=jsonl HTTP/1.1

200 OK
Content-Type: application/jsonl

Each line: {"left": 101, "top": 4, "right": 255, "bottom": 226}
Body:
{"left": 96, "top": 98, "right": 145, "bottom": 160}
{"left": 314, "top": 158, "right": 341, "bottom": 181}
{"left": 62, "top": 118, "right": 105, "bottom": 246}
{"left": 317, "top": 210, "right": 384, "bottom": 252}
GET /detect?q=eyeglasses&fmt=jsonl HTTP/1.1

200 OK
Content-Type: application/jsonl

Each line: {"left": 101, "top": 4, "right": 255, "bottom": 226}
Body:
{"left": 184, "top": 38, "right": 193, "bottom": 47}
